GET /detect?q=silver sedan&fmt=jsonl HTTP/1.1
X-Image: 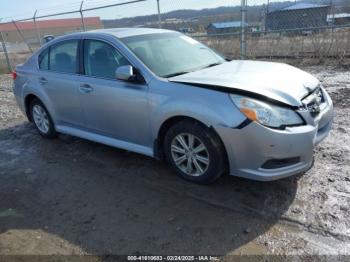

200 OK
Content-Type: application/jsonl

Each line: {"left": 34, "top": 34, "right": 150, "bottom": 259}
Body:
{"left": 13, "top": 28, "right": 333, "bottom": 184}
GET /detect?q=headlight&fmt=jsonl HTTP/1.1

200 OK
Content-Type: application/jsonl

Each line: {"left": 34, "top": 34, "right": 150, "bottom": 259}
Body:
{"left": 230, "top": 94, "right": 304, "bottom": 129}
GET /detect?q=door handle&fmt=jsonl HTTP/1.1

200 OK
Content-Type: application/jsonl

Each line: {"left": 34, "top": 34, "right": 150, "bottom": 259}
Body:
{"left": 38, "top": 77, "right": 48, "bottom": 85}
{"left": 79, "top": 84, "right": 94, "bottom": 93}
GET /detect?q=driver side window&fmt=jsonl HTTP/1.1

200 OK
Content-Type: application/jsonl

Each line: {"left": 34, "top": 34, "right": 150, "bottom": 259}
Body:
{"left": 83, "top": 40, "right": 130, "bottom": 79}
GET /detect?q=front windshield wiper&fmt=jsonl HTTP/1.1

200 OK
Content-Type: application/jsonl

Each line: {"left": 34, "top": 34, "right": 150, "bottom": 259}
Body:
{"left": 201, "top": 62, "right": 223, "bottom": 70}
{"left": 164, "top": 62, "right": 224, "bottom": 78}
{"left": 164, "top": 71, "right": 192, "bottom": 78}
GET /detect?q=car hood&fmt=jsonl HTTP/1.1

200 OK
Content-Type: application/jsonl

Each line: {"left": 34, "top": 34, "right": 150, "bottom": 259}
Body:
{"left": 168, "top": 60, "right": 319, "bottom": 106}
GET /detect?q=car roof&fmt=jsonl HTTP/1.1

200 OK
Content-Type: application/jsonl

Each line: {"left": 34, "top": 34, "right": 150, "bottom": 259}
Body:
{"left": 85, "top": 27, "right": 175, "bottom": 38}
{"left": 38, "top": 28, "right": 177, "bottom": 50}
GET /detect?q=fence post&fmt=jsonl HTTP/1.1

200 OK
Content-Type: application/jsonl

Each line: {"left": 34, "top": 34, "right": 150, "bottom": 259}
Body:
{"left": 240, "top": 0, "right": 247, "bottom": 59}
{"left": 33, "top": 10, "right": 41, "bottom": 47}
{"left": 331, "top": 0, "right": 335, "bottom": 30}
{"left": 0, "top": 30, "right": 13, "bottom": 72}
{"left": 265, "top": 0, "right": 269, "bottom": 31}
{"left": 157, "top": 0, "right": 162, "bottom": 28}
{"left": 80, "top": 1, "right": 86, "bottom": 31}
{"left": 12, "top": 20, "right": 33, "bottom": 53}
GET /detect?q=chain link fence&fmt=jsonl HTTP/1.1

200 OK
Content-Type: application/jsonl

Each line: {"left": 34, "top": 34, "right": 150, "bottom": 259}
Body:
{"left": 1, "top": 0, "right": 350, "bottom": 73}
{"left": 244, "top": 0, "right": 350, "bottom": 61}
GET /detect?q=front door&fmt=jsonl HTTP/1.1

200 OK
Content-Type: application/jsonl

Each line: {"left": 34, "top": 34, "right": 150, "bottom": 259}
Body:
{"left": 78, "top": 39, "right": 151, "bottom": 147}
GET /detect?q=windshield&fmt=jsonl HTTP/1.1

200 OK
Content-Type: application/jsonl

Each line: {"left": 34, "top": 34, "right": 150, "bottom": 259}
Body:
{"left": 121, "top": 33, "right": 226, "bottom": 78}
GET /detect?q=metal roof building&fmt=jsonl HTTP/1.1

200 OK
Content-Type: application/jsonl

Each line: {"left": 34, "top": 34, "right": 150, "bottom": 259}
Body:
{"left": 266, "top": 3, "right": 330, "bottom": 31}
{"left": 327, "top": 13, "right": 350, "bottom": 26}
{"left": 0, "top": 17, "right": 102, "bottom": 44}
{"left": 207, "top": 21, "right": 249, "bottom": 35}
{"left": 281, "top": 3, "right": 329, "bottom": 11}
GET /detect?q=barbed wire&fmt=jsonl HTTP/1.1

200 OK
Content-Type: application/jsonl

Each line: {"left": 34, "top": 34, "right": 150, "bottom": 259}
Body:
{"left": 0, "top": 0, "right": 154, "bottom": 22}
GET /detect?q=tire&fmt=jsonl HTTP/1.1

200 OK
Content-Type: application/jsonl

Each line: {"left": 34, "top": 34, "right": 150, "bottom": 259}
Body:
{"left": 163, "top": 120, "right": 227, "bottom": 184}
{"left": 30, "top": 98, "right": 57, "bottom": 139}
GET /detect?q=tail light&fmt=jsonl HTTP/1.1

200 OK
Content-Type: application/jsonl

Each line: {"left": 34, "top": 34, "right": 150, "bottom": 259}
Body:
{"left": 12, "top": 71, "right": 17, "bottom": 80}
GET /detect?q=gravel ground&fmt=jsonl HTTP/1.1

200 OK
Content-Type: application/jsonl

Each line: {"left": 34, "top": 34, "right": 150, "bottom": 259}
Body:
{"left": 0, "top": 66, "right": 349, "bottom": 259}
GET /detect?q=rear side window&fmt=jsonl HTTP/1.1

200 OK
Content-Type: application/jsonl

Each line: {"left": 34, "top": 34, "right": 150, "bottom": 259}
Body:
{"left": 83, "top": 40, "right": 130, "bottom": 79}
{"left": 38, "top": 40, "right": 79, "bottom": 74}
{"left": 38, "top": 49, "right": 49, "bottom": 70}
{"left": 50, "top": 40, "right": 78, "bottom": 74}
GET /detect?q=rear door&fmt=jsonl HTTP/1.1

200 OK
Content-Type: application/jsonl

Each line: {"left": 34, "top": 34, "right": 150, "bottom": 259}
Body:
{"left": 37, "top": 39, "right": 85, "bottom": 127}
{"left": 78, "top": 39, "right": 151, "bottom": 147}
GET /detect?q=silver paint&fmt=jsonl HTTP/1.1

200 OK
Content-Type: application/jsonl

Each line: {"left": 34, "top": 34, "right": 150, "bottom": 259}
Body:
{"left": 13, "top": 28, "right": 334, "bottom": 181}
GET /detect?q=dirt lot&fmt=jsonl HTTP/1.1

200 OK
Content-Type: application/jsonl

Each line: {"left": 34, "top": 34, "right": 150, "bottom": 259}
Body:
{"left": 0, "top": 66, "right": 349, "bottom": 260}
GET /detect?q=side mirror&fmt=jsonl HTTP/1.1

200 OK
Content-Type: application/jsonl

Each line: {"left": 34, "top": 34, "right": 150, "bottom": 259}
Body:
{"left": 116, "top": 65, "right": 136, "bottom": 81}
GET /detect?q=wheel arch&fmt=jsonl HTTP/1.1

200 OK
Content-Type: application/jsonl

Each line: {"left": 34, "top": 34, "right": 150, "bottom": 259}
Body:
{"left": 154, "top": 115, "right": 229, "bottom": 171}
{"left": 24, "top": 93, "right": 55, "bottom": 124}
{"left": 24, "top": 94, "right": 39, "bottom": 121}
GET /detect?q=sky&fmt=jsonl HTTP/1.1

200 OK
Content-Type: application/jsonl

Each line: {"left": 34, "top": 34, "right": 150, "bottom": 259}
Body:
{"left": 0, "top": 0, "right": 274, "bottom": 22}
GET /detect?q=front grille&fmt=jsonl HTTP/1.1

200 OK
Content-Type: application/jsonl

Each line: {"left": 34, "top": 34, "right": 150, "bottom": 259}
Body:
{"left": 302, "top": 87, "right": 325, "bottom": 117}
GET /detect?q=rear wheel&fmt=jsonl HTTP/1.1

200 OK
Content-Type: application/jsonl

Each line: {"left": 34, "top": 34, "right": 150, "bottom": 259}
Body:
{"left": 30, "top": 99, "right": 57, "bottom": 139}
{"left": 164, "top": 120, "right": 227, "bottom": 184}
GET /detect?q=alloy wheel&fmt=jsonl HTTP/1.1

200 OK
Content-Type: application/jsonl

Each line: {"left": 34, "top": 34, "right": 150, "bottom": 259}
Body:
{"left": 32, "top": 104, "right": 50, "bottom": 134}
{"left": 171, "top": 133, "right": 210, "bottom": 176}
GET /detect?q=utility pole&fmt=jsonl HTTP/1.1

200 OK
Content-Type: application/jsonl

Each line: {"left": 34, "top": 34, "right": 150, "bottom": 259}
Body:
{"left": 157, "top": 0, "right": 162, "bottom": 28}
{"left": 240, "top": 0, "right": 247, "bottom": 59}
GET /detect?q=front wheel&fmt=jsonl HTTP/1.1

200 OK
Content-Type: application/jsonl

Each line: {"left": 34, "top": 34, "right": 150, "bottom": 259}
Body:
{"left": 164, "top": 120, "right": 227, "bottom": 184}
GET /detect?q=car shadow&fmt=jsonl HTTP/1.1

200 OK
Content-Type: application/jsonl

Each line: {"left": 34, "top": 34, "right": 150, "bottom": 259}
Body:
{"left": 0, "top": 122, "right": 298, "bottom": 255}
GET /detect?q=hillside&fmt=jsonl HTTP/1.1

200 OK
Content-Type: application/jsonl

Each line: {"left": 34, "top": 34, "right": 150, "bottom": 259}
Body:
{"left": 102, "top": 0, "right": 350, "bottom": 31}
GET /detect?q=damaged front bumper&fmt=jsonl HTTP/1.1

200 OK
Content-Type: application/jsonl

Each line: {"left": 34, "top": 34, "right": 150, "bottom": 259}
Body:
{"left": 215, "top": 88, "right": 334, "bottom": 181}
